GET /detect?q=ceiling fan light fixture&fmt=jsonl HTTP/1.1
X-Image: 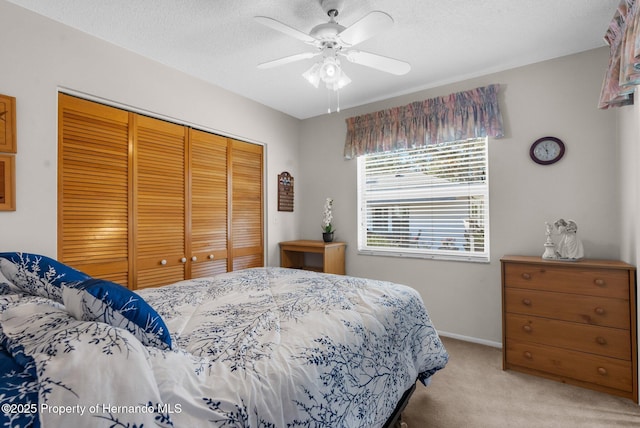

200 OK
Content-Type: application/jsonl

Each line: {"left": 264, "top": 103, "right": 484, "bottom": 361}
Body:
{"left": 302, "top": 62, "right": 322, "bottom": 88}
{"left": 319, "top": 56, "right": 339, "bottom": 80}
{"left": 303, "top": 56, "right": 351, "bottom": 90}
{"left": 328, "top": 68, "right": 351, "bottom": 90}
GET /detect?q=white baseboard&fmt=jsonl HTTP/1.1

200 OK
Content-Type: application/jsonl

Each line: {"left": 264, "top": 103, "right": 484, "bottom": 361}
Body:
{"left": 438, "top": 331, "right": 502, "bottom": 349}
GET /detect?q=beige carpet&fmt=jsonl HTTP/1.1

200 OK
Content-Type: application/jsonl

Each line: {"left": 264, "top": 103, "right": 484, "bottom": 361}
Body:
{"left": 401, "top": 337, "right": 640, "bottom": 427}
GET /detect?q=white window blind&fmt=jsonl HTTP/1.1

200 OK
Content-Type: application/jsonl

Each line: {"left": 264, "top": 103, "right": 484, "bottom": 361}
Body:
{"left": 357, "top": 138, "right": 489, "bottom": 262}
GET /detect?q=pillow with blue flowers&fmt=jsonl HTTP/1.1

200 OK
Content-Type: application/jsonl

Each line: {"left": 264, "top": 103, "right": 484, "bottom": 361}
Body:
{"left": 62, "top": 279, "right": 172, "bottom": 350}
{"left": 0, "top": 252, "right": 90, "bottom": 302}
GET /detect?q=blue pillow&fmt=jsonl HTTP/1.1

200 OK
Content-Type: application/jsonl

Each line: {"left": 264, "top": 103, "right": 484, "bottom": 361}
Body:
{"left": 62, "top": 279, "right": 172, "bottom": 350}
{"left": 0, "top": 252, "right": 90, "bottom": 302}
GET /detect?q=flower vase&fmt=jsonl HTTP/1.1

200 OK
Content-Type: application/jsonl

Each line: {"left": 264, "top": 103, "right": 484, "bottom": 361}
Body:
{"left": 322, "top": 232, "right": 334, "bottom": 243}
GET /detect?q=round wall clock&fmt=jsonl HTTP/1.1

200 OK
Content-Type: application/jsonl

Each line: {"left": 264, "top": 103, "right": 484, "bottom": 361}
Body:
{"left": 530, "top": 136, "right": 565, "bottom": 165}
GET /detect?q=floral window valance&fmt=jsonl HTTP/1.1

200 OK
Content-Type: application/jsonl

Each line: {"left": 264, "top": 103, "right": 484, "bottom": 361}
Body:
{"left": 599, "top": 0, "right": 640, "bottom": 109}
{"left": 343, "top": 84, "right": 504, "bottom": 159}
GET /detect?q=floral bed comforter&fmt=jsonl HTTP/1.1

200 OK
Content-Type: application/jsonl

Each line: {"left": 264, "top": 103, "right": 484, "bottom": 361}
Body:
{"left": 0, "top": 262, "right": 448, "bottom": 427}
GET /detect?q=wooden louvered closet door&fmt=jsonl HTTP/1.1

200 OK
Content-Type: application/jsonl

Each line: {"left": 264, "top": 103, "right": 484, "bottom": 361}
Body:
{"left": 59, "top": 95, "right": 264, "bottom": 289}
{"left": 133, "top": 115, "right": 187, "bottom": 289}
{"left": 58, "top": 94, "right": 132, "bottom": 286}
{"left": 189, "top": 129, "right": 229, "bottom": 277}
{"left": 230, "top": 139, "right": 263, "bottom": 270}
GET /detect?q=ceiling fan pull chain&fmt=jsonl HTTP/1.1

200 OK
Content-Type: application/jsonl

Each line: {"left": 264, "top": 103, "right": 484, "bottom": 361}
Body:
{"left": 326, "top": 88, "right": 341, "bottom": 114}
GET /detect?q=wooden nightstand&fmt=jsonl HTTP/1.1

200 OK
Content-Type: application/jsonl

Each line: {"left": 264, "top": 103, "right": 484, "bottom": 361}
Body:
{"left": 501, "top": 255, "right": 637, "bottom": 401}
{"left": 279, "top": 240, "right": 346, "bottom": 275}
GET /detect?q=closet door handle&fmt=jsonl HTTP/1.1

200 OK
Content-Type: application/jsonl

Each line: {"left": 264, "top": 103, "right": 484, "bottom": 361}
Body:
{"left": 160, "top": 259, "right": 167, "bottom": 265}
{"left": 191, "top": 256, "right": 197, "bottom": 262}
{"left": 180, "top": 257, "right": 187, "bottom": 263}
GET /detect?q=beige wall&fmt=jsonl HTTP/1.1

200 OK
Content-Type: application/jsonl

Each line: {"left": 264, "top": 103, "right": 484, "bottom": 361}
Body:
{"left": 298, "top": 48, "right": 618, "bottom": 346}
{"left": 0, "top": 0, "right": 302, "bottom": 264}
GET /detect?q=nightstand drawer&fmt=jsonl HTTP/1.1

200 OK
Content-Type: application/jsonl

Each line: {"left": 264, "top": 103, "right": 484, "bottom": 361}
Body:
{"left": 504, "top": 288, "right": 630, "bottom": 329}
{"left": 506, "top": 339, "right": 633, "bottom": 393}
{"left": 503, "top": 263, "right": 629, "bottom": 299}
{"left": 505, "top": 313, "right": 630, "bottom": 360}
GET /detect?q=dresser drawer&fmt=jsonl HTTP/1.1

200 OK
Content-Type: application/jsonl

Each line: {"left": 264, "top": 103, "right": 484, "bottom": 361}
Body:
{"left": 503, "top": 262, "right": 630, "bottom": 299}
{"left": 505, "top": 313, "right": 630, "bottom": 360}
{"left": 506, "top": 339, "right": 633, "bottom": 393}
{"left": 504, "top": 288, "right": 630, "bottom": 329}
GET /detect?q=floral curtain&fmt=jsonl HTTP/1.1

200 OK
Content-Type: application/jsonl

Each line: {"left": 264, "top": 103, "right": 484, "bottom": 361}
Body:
{"left": 599, "top": 0, "right": 640, "bottom": 109}
{"left": 343, "top": 84, "right": 504, "bottom": 159}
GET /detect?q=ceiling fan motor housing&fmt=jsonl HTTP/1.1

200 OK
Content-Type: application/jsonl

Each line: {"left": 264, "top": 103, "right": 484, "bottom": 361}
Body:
{"left": 310, "top": 22, "right": 346, "bottom": 44}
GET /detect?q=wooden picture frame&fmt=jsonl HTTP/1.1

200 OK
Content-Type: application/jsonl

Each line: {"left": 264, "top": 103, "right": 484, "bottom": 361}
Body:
{"left": 0, "top": 94, "right": 16, "bottom": 153}
{"left": 278, "top": 171, "right": 294, "bottom": 212}
{"left": 0, "top": 155, "right": 15, "bottom": 211}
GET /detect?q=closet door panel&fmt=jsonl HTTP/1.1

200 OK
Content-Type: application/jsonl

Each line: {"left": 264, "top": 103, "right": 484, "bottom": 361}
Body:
{"left": 58, "top": 94, "right": 131, "bottom": 286}
{"left": 134, "top": 115, "right": 187, "bottom": 289}
{"left": 190, "top": 129, "right": 229, "bottom": 278}
{"left": 59, "top": 96, "right": 265, "bottom": 288}
{"left": 230, "top": 140, "right": 263, "bottom": 270}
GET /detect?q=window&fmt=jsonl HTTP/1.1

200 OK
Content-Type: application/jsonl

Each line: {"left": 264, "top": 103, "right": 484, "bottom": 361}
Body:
{"left": 357, "top": 138, "right": 489, "bottom": 262}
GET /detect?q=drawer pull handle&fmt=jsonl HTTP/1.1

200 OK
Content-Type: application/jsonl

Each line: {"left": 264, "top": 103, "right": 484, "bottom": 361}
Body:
{"left": 522, "top": 325, "right": 532, "bottom": 333}
{"left": 208, "top": 254, "right": 215, "bottom": 260}
{"left": 597, "top": 367, "right": 608, "bottom": 376}
{"left": 524, "top": 351, "right": 533, "bottom": 360}
{"left": 596, "top": 336, "right": 607, "bottom": 345}
{"left": 180, "top": 257, "right": 187, "bottom": 263}
{"left": 594, "top": 307, "right": 605, "bottom": 316}
{"left": 160, "top": 259, "right": 167, "bottom": 265}
{"left": 594, "top": 279, "right": 606, "bottom": 287}
{"left": 521, "top": 273, "right": 531, "bottom": 280}
{"left": 191, "top": 256, "right": 197, "bottom": 262}
{"left": 522, "top": 298, "right": 532, "bottom": 306}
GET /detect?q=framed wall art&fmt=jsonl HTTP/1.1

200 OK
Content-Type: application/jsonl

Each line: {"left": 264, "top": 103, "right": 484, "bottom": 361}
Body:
{"left": 0, "top": 154, "right": 15, "bottom": 211}
{"left": 278, "top": 171, "right": 294, "bottom": 212}
{"left": 0, "top": 94, "right": 16, "bottom": 153}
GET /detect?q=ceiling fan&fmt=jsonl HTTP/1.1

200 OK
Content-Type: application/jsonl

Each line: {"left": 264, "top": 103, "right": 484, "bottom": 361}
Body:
{"left": 255, "top": 0, "right": 411, "bottom": 91}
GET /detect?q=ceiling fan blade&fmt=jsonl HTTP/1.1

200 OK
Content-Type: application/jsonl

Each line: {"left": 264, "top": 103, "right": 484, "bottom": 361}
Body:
{"left": 258, "top": 52, "right": 320, "bottom": 69}
{"left": 338, "top": 11, "right": 394, "bottom": 47}
{"left": 342, "top": 50, "right": 411, "bottom": 75}
{"left": 254, "top": 16, "right": 316, "bottom": 44}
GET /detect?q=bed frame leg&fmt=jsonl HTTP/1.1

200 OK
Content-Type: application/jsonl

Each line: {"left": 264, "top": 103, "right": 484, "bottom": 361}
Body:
{"left": 396, "top": 417, "right": 408, "bottom": 428}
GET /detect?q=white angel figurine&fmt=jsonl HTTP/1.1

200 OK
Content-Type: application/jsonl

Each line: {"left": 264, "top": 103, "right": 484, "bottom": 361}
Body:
{"left": 554, "top": 218, "right": 583, "bottom": 259}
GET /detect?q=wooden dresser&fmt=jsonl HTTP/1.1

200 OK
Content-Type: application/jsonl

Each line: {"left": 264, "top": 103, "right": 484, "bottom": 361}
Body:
{"left": 501, "top": 255, "right": 637, "bottom": 401}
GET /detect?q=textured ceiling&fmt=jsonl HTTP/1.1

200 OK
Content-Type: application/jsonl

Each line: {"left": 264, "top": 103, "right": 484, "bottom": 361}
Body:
{"left": 7, "top": 0, "right": 618, "bottom": 119}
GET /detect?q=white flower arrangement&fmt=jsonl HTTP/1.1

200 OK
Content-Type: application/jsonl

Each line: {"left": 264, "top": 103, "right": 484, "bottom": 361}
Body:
{"left": 322, "top": 198, "right": 335, "bottom": 233}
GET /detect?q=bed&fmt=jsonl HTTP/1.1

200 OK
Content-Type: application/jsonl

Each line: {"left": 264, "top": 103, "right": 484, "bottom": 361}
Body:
{"left": 0, "top": 252, "right": 448, "bottom": 427}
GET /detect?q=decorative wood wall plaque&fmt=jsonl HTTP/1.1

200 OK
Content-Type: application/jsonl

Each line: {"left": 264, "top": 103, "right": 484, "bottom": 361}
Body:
{"left": 0, "top": 94, "right": 16, "bottom": 153}
{"left": 278, "top": 171, "right": 294, "bottom": 212}
{"left": 0, "top": 154, "right": 15, "bottom": 211}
